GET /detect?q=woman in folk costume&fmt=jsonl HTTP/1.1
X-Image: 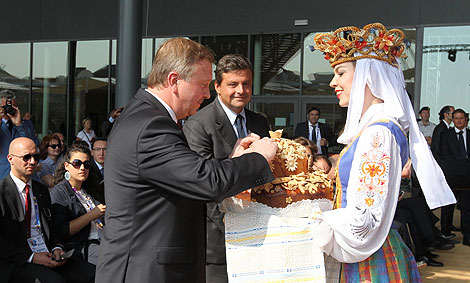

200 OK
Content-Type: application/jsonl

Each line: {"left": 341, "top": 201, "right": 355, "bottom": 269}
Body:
{"left": 312, "top": 23, "right": 456, "bottom": 282}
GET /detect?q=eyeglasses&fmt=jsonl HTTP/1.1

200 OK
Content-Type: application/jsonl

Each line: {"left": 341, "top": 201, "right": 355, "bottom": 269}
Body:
{"left": 10, "top": 153, "right": 40, "bottom": 162}
{"left": 93, "top": 147, "right": 106, "bottom": 152}
{"left": 48, "top": 144, "right": 61, "bottom": 149}
{"left": 69, "top": 159, "right": 92, "bottom": 169}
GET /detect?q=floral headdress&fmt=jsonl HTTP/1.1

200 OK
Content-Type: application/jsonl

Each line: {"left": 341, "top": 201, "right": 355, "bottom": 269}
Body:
{"left": 314, "top": 23, "right": 407, "bottom": 67}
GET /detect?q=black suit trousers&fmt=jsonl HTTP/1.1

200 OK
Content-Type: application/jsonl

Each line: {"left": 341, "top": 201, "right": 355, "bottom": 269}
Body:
{"left": 10, "top": 256, "right": 95, "bottom": 283}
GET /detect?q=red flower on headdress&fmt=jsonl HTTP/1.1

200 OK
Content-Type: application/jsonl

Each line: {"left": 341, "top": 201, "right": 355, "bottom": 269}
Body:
{"left": 355, "top": 39, "right": 367, "bottom": 50}
{"left": 375, "top": 32, "right": 394, "bottom": 53}
{"left": 325, "top": 38, "right": 346, "bottom": 56}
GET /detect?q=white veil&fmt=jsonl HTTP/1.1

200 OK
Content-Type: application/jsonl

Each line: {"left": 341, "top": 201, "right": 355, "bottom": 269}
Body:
{"left": 338, "top": 56, "right": 456, "bottom": 209}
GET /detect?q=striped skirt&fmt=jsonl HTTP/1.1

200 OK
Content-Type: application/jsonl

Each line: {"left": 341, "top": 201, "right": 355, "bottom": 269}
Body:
{"left": 341, "top": 229, "right": 422, "bottom": 283}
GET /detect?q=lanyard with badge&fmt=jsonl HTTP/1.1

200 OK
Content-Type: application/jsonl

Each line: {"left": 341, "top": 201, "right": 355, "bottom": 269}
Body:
{"left": 27, "top": 197, "right": 49, "bottom": 253}
{"left": 71, "top": 187, "right": 104, "bottom": 229}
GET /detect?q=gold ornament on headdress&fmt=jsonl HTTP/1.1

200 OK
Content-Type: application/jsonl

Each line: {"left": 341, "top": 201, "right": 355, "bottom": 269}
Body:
{"left": 314, "top": 23, "right": 407, "bottom": 67}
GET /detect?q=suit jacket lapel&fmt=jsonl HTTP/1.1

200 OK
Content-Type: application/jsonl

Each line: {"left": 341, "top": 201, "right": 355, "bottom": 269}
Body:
{"left": 4, "top": 175, "right": 24, "bottom": 222}
{"left": 213, "top": 99, "right": 238, "bottom": 147}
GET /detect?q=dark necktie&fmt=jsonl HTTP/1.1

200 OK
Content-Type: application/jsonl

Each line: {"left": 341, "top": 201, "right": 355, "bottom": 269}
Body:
{"left": 100, "top": 167, "right": 104, "bottom": 176}
{"left": 177, "top": 120, "right": 183, "bottom": 129}
{"left": 310, "top": 124, "right": 317, "bottom": 143}
{"left": 235, "top": 115, "right": 246, "bottom": 139}
{"left": 24, "top": 184, "right": 32, "bottom": 237}
{"left": 457, "top": 130, "right": 467, "bottom": 159}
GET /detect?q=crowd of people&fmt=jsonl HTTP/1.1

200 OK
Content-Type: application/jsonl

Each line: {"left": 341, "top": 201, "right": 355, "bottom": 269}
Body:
{"left": 0, "top": 22, "right": 464, "bottom": 283}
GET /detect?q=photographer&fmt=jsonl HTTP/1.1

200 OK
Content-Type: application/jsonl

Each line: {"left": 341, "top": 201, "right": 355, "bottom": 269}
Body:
{"left": 0, "top": 90, "right": 39, "bottom": 179}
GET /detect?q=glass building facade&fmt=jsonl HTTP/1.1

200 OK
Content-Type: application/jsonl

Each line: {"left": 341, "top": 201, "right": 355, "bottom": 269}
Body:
{"left": 0, "top": 23, "right": 469, "bottom": 149}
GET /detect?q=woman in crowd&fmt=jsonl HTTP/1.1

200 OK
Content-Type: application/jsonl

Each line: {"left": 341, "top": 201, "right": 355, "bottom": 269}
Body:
{"left": 76, "top": 118, "right": 96, "bottom": 149}
{"left": 312, "top": 23, "right": 455, "bottom": 281}
{"left": 50, "top": 142, "right": 106, "bottom": 265}
{"left": 37, "top": 134, "right": 62, "bottom": 187}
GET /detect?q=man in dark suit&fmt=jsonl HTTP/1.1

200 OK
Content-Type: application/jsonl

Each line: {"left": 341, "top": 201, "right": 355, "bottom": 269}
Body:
{"left": 431, "top": 105, "right": 454, "bottom": 158}
{"left": 0, "top": 137, "right": 95, "bottom": 283}
{"left": 294, "top": 107, "right": 336, "bottom": 155}
{"left": 436, "top": 109, "right": 470, "bottom": 245}
{"left": 96, "top": 38, "right": 277, "bottom": 283}
{"left": 184, "top": 54, "right": 270, "bottom": 283}
{"left": 86, "top": 138, "right": 106, "bottom": 204}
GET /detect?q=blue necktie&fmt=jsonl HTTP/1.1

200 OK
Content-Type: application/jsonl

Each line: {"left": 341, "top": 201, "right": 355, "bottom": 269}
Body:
{"left": 235, "top": 115, "right": 246, "bottom": 139}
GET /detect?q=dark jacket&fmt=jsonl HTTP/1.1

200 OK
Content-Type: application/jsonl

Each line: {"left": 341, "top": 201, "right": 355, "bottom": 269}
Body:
{"left": 50, "top": 180, "right": 100, "bottom": 258}
{"left": 0, "top": 176, "right": 62, "bottom": 283}
{"left": 183, "top": 98, "right": 270, "bottom": 264}
{"left": 95, "top": 89, "right": 273, "bottom": 283}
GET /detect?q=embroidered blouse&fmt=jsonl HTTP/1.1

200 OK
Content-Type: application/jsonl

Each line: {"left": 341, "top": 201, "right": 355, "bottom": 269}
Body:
{"left": 314, "top": 104, "right": 408, "bottom": 263}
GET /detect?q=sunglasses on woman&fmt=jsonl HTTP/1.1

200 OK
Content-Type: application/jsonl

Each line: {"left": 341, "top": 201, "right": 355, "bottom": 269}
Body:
{"left": 69, "top": 159, "right": 92, "bottom": 169}
{"left": 48, "top": 143, "right": 61, "bottom": 149}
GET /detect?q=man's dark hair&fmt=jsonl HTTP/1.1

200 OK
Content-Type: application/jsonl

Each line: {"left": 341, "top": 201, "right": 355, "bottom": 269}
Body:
{"left": 307, "top": 107, "right": 321, "bottom": 116}
{"left": 215, "top": 54, "right": 253, "bottom": 84}
{"left": 419, "top": 106, "right": 430, "bottom": 114}
{"left": 92, "top": 137, "right": 107, "bottom": 149}
{"left": 438, "top": 105, "right": 454, "bottom": 120}
{"left": 452, "top": 108, "right": 467, "bottom": 118}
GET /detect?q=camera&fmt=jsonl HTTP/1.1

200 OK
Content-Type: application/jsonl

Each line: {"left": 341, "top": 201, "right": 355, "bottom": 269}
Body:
{"left": 2, "top": 98, "right": 16, "bottom": 116}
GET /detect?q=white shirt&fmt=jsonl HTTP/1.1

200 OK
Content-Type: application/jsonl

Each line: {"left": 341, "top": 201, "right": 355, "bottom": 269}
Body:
{"left": 11, "top": 172, "right": 43, "bottom": 262}
{"left": 145, "top": 89, "right": 178, "bottom": 124}
{"left": 454, "top": 127, "right": 467, "bottom": 151}
{"left": 308, "top": 121, "right": 322, "bottom": 154}
{"left": 217, "top": 96, "right": 247, "bottom": 138}
{"left": 77, "top": 130, "right": 96, "bottom": 150}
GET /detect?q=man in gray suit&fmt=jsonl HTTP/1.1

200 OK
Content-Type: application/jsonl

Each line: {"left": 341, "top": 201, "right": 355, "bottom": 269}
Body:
{"left": 96, "top": 38, "right": 277, "bottom": 283}
{"left": 184, "top": 54, "right": 270, "bottom": 283}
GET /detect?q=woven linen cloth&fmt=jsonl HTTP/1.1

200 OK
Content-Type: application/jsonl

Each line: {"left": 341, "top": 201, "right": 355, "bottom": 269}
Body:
{"left": 221, "top": 197, "right": 339, "bottom": 283}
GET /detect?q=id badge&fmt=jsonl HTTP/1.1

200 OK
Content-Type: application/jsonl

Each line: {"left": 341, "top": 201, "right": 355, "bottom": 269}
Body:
{"left": 27, "top": 236, "right": 49, "bottom": 253}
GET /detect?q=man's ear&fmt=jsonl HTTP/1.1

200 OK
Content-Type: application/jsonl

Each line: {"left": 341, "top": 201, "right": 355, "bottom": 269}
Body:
{"left": 168, "top": 72, "right": 179, "bottom": 94}
{"left": 214, "top": 80, "right": 221, "bottom": 95}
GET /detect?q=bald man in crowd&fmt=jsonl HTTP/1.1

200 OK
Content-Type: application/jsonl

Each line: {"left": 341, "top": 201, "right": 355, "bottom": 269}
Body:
{"left": 0, "top": 137, "right": 95, "bottom": 283}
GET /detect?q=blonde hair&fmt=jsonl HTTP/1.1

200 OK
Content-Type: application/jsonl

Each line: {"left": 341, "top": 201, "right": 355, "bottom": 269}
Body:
{"left": 147, "top": 38, "right": 215, "bottom": 89}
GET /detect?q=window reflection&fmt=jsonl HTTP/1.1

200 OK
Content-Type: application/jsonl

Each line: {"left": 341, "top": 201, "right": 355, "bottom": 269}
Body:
{"left": 303, "top": 32, "right": 335, "bottom": 96}
{"left": 201, "top": 35, "right": 249, "bottom": 61}
{"left": 141, "top": 38, "right": 153, "bottom": 88}
{"left": 75, "top": 40, "right": 110, "bottom": 137}
{"left": 33, "top": 42, "right": 68, "bottom": 139}
{"left": 421, "top": 26, "right": 470, "bottom": 124}
{"left": 0, "top": 43, "right": 30, "bottom": 118}
{"left": 254, "top": 34, "right": 301, "bottom": 96}
{"left": 253, "top": 102, "right": 294, "bottom": 137}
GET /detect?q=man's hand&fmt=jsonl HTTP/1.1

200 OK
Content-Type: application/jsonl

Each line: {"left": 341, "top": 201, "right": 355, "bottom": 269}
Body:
{"left": 248, "top": 137, "right": 278, "bottom": 162}
{"left": 320, "top": 138, "right": 328, "bottom": 147}
{"left": 32, "top": 252, "right": 62, "bottom": 268}
{"left": 229, "top": 133, "right": 261, "bottom": 158}
{"left": 111, "top": 107, "right": 124, "bottom": 119}
{"left": 401, "top": 159, "right": 412, "bottom": 179}
{"left": 52, "top": 249, "right": 67, "bottom": 266}
{"left": 8, "top": 106, "right": 22, "bottom": 126}
{"left": 425, "top": 136, "right": 432, "bottom": 146}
